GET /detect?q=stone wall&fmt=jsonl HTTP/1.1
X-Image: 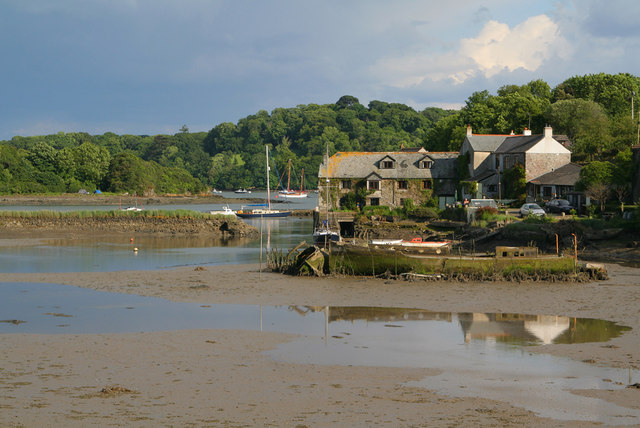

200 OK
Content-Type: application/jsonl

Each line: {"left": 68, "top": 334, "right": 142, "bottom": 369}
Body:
{"left": 525, "top": 152, "right": 571, "bottom": 182}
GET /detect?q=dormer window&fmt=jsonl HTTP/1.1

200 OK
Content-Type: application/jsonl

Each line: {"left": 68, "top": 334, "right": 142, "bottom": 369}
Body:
{"left": 381, "top": 160, "right": 394, "bottom": 169}
{"left": 419, "top": 160, "right": 433, "bottom": 169}
{"left": 367, "top": 180, "right": 380, "bottom": 190}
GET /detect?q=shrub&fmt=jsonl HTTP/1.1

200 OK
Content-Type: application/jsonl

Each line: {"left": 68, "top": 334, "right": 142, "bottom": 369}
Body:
{"left": 409, "top": 206, "right": 439, "bottom": 220}
{"left": 476, "top": 206, "right": 499, "bottom": 221}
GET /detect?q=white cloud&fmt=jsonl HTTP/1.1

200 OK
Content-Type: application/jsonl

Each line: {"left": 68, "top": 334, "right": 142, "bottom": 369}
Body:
{"left": 459, "top": 15, "right": 568, "bottom": 78}
{"left": 372, "top": 14, "right": 570, "bottom": 88}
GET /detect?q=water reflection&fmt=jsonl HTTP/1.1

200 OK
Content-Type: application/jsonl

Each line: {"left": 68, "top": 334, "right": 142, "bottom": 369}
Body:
{"left": 0, "top": 217, "right": 314, "bottom": 273}
{"left": 290, "top": 306, "right": 630, "bottom": 346}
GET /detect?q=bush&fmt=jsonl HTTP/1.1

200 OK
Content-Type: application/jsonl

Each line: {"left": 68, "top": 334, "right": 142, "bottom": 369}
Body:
{"left": 476, "top": 206, "right": 499, "bottom": 221}
{"left": 361, "top": 205, "right": 391, "bottom": 217}
{"left": 409, "top": 206, "right": 439, "bottom": 220}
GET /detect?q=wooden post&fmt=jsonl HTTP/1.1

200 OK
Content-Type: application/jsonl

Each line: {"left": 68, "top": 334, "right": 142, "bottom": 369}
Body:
{"left": 571, "top": 233, "right": 578, "bottom": 268}
{"left": 555, "top": 233, "right": 559, "bottom": 256}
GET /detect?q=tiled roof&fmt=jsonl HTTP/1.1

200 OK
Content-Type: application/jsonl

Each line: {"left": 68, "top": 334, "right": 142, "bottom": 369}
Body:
{"left": 319, "top": 151, "right": 459, "bottom": 180}
{"left": 464, "top": 135, "right": 509, "bottom": 152}
{"left": 529, "top": 163, "right": 582, "bottom": 185}
{"left": 494, "top": 135, "right": 544, "bottom": 153}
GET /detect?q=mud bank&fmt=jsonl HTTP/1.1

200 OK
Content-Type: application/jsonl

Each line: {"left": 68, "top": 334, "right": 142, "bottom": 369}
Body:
{"left": 0, "top": 213, "right": 259, "bottom": 237}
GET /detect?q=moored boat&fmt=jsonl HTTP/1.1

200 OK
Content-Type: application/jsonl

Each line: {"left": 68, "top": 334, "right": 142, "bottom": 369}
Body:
{"left": 209, "top": 206, "right": 236, "bottom": 217}
{"left": 235, "top": 147, "right": 291, "bottom": 219}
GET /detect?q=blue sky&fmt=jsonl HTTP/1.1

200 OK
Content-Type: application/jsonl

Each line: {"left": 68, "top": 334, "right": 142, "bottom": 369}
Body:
{"left": 2, "top": 0, "right": 640, "bottom": 140}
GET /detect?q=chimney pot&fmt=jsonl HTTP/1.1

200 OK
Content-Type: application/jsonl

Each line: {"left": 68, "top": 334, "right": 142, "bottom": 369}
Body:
{"left": 523, "top": 127, "right": 532, "bottom": 136}
{"left": 466, "top": 124, "right": 472, "bottom": 136}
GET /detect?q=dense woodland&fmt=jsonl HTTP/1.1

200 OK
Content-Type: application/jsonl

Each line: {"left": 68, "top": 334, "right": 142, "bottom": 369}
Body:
{"left": 0, "top": 73, "right": 638, "bottom": 203}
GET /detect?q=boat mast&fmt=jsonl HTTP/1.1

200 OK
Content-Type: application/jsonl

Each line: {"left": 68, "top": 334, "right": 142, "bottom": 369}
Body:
{"left": 301, "top": 168, "right": 304, "bottom": 192}
{"left": 266, "top": 145, "right": 271, "bottom": 210}
{"left": 325, "top": 142, "right": 329, "bottom": 220}
{"left": 287, "top": 159, "right": 292, "bottom": 192}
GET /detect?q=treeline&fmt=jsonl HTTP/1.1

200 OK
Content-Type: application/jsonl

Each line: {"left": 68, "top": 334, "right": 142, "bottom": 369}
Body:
{"left": 1, "top": 72, "right": 638, "bottom": 197}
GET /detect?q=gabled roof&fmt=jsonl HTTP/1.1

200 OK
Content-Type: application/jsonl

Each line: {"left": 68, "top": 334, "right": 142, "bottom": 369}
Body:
{"left": 529, "top": 163, "right": 582, "bottom": 185}
{"left": 399, "top": 147, "right": 427, "bottom": 153}
{"left": 378, "top": 154, "right": 396, "bottom": 162}
{"left": 464, "top": 135, "right": 509, "bottom": 152}
{"left": 495, "top": 135, "right": 543, "bottom": 153}
{"left": 321, "top": 151, "right": 459, "bottom": 180}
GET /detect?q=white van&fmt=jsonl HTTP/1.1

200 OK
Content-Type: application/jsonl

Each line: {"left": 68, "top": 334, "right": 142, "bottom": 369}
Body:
{"left": 468, "top": 199, "right": 498, "bottom": 209}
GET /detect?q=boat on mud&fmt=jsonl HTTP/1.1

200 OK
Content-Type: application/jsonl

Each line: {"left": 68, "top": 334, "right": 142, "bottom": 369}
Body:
{"left": 369, "top": 237, "right": 452, "bottom": 251}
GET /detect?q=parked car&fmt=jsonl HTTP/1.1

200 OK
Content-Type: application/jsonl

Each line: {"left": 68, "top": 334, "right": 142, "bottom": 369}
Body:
{"left": 545, "top": 198, "right": 574, "bottom": 214}
{"left": 520, "top": 203, "right": 545, "bottom": 217}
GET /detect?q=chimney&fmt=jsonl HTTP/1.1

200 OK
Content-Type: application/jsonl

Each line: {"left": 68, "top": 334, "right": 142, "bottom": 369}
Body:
{"left": 466, "top": 124, "right": 472, "bottom": 136}
{"left": 523, "top": 127, "right": 532, "bottom": 136}
{"left": 510, "top": 130, "right": 515, "bottom": 135}
{"left": 544, "top": 125, "right": 552, "bottom": 138}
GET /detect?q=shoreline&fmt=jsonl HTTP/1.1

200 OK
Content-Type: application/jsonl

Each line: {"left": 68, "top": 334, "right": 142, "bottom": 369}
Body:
{"left": 2, "top": 261, "right": 640, "bottom": 426}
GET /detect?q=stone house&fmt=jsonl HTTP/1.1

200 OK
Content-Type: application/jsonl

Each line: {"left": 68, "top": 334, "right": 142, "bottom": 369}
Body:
{"left": 527, "top": 162, "right": 583, "bottom": 205}
{"left": 460, "top": 125, "right": 572, "bottom": 200}
{"left": 318, "top": 149, "right": 459, "bottom": 211}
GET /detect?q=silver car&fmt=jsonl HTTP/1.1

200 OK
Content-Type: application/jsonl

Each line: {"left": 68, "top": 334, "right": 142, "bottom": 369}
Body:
{"left": 520, "top": 203, "right": 545, "bottom": 217}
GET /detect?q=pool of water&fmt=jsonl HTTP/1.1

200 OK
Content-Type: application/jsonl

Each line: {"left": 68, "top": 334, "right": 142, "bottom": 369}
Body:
{"left": 0, "top": 217, "right": 313, "bottom": 273}
{"left": 2, "top": 281, "right": 638, "bottom": 424}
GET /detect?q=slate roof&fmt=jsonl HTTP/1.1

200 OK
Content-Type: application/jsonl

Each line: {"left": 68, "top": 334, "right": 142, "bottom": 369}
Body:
{"left": 464, "top": 135, "right": 509, "bottom": 152}
{"left": 494, "top": 135, "right": 544, "bottom": 153}
{"left": 320, "top": 151, "right": 459, "bottom": 180}
{"left": 528, "top": 163, "right": 582, "bottom": 185}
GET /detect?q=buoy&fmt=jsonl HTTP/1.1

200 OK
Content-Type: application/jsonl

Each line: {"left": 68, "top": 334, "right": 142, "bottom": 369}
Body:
{"left": 133, "top": 247, "right": 139, "bottom": 252}
{"left": 130, "top": 238, "right": 134, "bottom": 243}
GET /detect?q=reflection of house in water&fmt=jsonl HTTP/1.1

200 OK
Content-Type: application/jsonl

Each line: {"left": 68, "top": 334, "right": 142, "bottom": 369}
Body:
{"left": 286, "top": 307, "right": 629, "bottom": 345}
{"left": 458, "top": 313, "right": 571, "bottom": 345}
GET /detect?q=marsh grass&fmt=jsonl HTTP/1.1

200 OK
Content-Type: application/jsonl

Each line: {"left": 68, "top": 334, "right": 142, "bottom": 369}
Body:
{"left": 0, "top": 209, "right": 215, "bottom": 220}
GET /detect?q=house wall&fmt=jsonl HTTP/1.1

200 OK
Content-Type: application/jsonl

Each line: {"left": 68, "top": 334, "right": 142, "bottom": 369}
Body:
{"left": 473, "top": 152, "right": 493, "bottom": 176}
{"left": 318, "top": 178, "right": 433, "bottom": 210}
{"left": 524, "top": 152, "right": 571, "bottom": 182}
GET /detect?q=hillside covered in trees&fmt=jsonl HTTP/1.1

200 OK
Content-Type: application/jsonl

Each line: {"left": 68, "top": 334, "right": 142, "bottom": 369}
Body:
{"left": 0, "top": 73, "right": 638, "bottom": 200}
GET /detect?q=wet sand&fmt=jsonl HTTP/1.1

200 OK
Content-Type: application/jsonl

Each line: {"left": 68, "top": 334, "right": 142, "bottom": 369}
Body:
{"left": 2, "top": 262, "right": 640, "bottom": 426}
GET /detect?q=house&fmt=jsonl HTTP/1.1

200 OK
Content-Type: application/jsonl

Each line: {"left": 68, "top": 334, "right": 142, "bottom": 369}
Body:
{"left": 528, "top": 162, "right": 583, "bottom": 207}
{"left": 460, "top": 125, "right": 573, "bottom": 200}
{"left": 318, "top": 149, "right": 459, "bottom": 211}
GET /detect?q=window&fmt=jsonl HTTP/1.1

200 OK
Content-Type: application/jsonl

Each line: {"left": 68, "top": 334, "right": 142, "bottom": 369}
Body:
{"left": 341, "top": 180, "right": 351, "bottom": 189}
{"left": 543, "top": 186, "right": 552, "bottom": 197}
{"left": 369, "top": 198, "right": 380, "bottom": 206}
{"left": 488, "top": 184, "right": 496, "bottom": 192}
{"left": 420, "top": 160, "right": 433, "bottom": 169}
{"left": 381, "top": 160, "right": 394, "bottom": 169}
{"left": 422, "top": 180, "right": 432, "bottom": 189}
{"left": 367, "top": 180, "right": 380, "bottom": 190}
{"left": 397, "top": 180, "right": 408, "bottom": 189}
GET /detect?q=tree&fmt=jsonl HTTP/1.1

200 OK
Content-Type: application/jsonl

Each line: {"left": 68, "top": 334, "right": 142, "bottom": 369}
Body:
{"left": 546, "top": 99, "right": 611, "bottom": 161}
{"left": 576, "top": 161, "right": 614, "bottom": 191}
{"left": 335, "top": 95, "right": 360, "bottom": 109}
{"left": 586, "top": 183, "right": 609, "bottom": 213}
{"left": 72, "top": 142, "right": 111, "bottom": 187}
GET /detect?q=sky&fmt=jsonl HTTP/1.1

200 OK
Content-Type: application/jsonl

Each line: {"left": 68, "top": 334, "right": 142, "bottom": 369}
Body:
{"left": 1, "top": 0, "right": 640, "bottom": 140}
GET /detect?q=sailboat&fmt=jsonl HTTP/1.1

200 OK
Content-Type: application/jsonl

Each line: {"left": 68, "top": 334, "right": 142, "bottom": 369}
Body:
{"left": 312, "top": 143, "right": 341, "bottom": 245}
{"left": 278, "top": 159, "right": 308, "bottom": 199}
{"left": 236, "top": 146, "right": 292, "bottom": 219}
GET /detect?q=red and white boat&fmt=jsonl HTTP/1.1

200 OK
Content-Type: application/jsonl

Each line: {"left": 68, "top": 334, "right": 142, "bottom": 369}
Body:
{"left": 370, "top": 237, "right": 451, "bottom": 249}
{"left": 277, "top": 159, "right": 308, "bottom": 199}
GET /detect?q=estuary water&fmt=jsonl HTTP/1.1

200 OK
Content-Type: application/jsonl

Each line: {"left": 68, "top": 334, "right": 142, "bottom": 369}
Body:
{"left": 1, "top": 198, "right": 639, "bottom": 425}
